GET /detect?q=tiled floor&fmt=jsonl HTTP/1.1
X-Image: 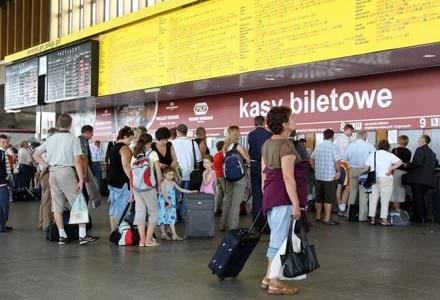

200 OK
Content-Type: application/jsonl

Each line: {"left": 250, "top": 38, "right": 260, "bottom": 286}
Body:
{"left": 1, "top": 200, "right": 439, "bottom": 300}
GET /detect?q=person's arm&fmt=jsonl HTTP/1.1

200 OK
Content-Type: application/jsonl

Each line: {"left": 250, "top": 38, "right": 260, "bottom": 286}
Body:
{"left": 154, "top": 160, "right": 162, "bottom": 189}
{"left": 334, "top": 160, "right": 341, "bottom": 180}
{"left": 74, "top": 155, "right": 84, "bottom": 192}
{"left": 237, "top": 144, "right": 250, "bottom": 164}
{"left": 174, "top": 181, "right": 198, "bottom": 193}
{"left": 160, "top": 182, "right": 171, "bottom": 207}
{"left": 199, "top": 140, "right": 208, "bottom": 158}
{"left": 261, "top": 155, "right": 266, "bottom": 190}
{"left": 33, "top": 150, "right": 48, "bottom": 170}
{"left": 309, "top": 158, "right": 315, "bottom": 170}
{"left": 386, "top": 159, "right": 403, "bottom": 176}
{"left": 406, "top": 148, "right": 423, "bottom": 169}
{"left": 120, "top": 145, "right": 132, "bottom": 179}
{"left": 281, "top": 154, "right": 301, "bottom": 220}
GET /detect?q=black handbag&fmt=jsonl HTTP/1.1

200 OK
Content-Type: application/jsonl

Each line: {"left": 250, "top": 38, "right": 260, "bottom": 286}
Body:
{"left": 281, "top": 219, "right": 320, "bottom": 278}
{"left": 364, "top": 152, "right": 377, "bottom": 187}
{"left": 189, "top": 140, "right": 203, "bottom": 190}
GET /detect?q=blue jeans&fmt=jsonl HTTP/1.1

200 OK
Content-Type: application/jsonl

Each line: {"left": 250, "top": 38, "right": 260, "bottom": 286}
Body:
{"left": 0, "top": 185, "right": 10, "bottom": 230}
{"left": 91, "top": 162, "right": 102, "bottom": 190}
{"left": 266, "top": 205, "right": 292, "bottom": 259}
{"left": 176, "top": 180, "right": 190, "bottom": 221}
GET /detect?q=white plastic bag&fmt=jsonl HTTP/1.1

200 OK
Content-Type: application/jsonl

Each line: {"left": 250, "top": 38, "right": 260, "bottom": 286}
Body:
{"left": 69, "top": 193, "right": 90, "bottom": 224}
{"left": 268, "top": 220, "right": 307, "bottom": 281}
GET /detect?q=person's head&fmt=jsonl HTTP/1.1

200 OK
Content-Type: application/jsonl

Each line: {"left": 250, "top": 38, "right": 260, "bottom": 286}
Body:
{"left": 266, "top": 106, "right": 295, "bottom": 136}
{"left": 57, "top": 113, "right": 73, "bottom": 130}
{"left": 133, "top": 133, "right": 153, "bottom": 157}
{"left": 356, "top": 130, "right": 368, "bottom": 141}
{"left": 323, "top": 129, "right": 335, "bottom": 141}
{"left": 169, "top": 127, "right": 177, "bottom": 140}
{"left": 377, "top": 139, "right": 390, "bottom": 151}
{"left": 94, "top": 140, "right": 101, "bottom": 147}
{"left": 162, "top": 166, "right": 175, "bottom": 181}
{"left": 343, "top": 124, "right": 354, "bottom": 137}
{"left": 155, "top": 127, "right": 171, "bottom": 145}
{"left": 176, "top": 124, "right": 188, "bottom": 137}
{"left": 20, "top": 141, "right": 29, "bottom": 148}
{"left": 132, "top": 126, "right": 147, "bottom": 144}
{"left": 47, "top": 127, "right": 58, "bottom": 137}
{"left": 116, "top": 126, "right": 134, "bottom": 145}
{"left": 418, "top": 134, "right": 431, "bottom": 147}
{"left": 299, "top": 138, "right": 306, "bottom": 144}
{"left": 81, "top": 125, "right": 94, "bottom": 140}
{"left": 397, "top": 135, "right": 409, "bottom": 147}
{"left": 0, "top": 134, "right": 8, "bottom": 149}
{"left": 254, "top": 116, "right": 265, "bottom": 127}
{"left": 203, "top": 154, "right": 214, "bottom": 170}
{"left": 196, "top": 127, "right": 206, "bottom": 139}
{"left": 216, "top": 140, "right": 224, "bottom": 152}
{"left": 223, "top": 126, "right": 241, "bottom": 151}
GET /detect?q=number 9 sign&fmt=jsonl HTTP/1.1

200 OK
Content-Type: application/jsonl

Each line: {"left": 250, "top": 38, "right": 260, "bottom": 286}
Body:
{"left": 419, "top": 118, "right": 426, "bottom": 128}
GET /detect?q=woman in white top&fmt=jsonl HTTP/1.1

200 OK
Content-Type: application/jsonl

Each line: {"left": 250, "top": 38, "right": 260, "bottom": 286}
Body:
{"left": 364, "top": 140, "right": 403, "bottom": 226}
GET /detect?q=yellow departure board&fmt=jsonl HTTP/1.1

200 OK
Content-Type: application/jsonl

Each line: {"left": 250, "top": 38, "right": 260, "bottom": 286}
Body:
{"left": 98, "top": 0, "right": 440, "bottom": 96}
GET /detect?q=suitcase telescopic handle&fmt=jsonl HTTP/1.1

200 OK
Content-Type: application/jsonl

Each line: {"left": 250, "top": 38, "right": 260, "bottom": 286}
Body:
{"left": 247, "top": 209, "right": 268, "bottom": 236}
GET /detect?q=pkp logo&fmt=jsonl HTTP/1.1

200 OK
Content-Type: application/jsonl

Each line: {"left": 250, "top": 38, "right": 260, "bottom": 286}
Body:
{"left": 194, "top": 102, "right": 209, "bottom": 116}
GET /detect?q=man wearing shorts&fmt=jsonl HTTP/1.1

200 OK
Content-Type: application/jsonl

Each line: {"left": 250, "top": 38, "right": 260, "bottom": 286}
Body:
{"left": 34, "top": 114, "right": 98, "bottom": 245}
{"left": 310, "top": 129, "right": 342, "bottom": 225}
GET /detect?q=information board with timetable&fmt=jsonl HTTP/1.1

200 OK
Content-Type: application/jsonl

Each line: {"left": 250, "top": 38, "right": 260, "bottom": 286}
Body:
{"left": 46, "top": 41, "right": 99, "bottom": 103}
{"left": 4, "top": 58, "right": 39, "bottom": 110}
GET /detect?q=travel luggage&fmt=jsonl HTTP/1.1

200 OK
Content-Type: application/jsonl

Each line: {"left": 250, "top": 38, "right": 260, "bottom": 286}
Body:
{"left": 13, "top": 187, "right": 35, "bottom": 201}
{"left": 109, "top": 202, "right": 140, "bottom": 246}
{"left": 387, "top": 209, "right": 410, "bottom": 226}
{"left": 208, "top": 212, "right": 265, "bottom": 280}
{"left": 223, "top": 144, "right": 246, "bottom": 182}
{"left": 432, "top": 192, "right": 440, "bottom": 222}
{"left": 46, "top": 210, "right": 92, "bottom": 241}
{"left": 348, "top": 204, "right": 359, "bottom": 222}
{"left": 208, "top": 228, "right": 261, "bottom": 280}
{"left": 186, "top": 193, "right": 215, "bottom": 238}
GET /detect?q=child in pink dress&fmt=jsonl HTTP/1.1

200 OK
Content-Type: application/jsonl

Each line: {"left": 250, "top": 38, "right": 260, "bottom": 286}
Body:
{"left": 200, "top": 155, "right": 216, "bottom": 194}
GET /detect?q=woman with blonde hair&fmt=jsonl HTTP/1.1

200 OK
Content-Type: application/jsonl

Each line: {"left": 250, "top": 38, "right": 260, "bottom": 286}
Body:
{"left": 220, "top": 126, "right": 250, "bottom": 231}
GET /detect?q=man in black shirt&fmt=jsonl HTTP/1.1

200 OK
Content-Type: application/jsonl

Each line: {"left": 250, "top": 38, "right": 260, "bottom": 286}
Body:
{"left": 248, "top": 116, "right": 272, "bottom": 231}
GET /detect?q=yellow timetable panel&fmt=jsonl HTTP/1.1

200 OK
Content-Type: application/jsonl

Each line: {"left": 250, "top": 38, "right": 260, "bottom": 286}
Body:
{"left": 98, "top": 0, "right": 440, "bottom": 96}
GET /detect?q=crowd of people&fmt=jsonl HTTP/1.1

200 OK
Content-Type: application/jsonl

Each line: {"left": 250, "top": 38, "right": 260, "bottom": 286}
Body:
{"left": 0, "top": 109, "right": 438, "bottom": 295}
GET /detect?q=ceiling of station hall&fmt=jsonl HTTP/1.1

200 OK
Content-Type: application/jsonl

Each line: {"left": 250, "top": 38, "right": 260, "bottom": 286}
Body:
{"left": 39, "top": 42, "right": 440, "bottom": 113}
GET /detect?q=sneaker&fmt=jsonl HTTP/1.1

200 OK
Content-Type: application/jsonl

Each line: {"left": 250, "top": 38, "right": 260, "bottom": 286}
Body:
{"left": 79, "top": 235, "right": 99, "bottom": 245}
{"left": 58, "top": 237, "right": 68, "bottom": 245}
{"left": 337, "top": 211, "right": 347, "bottom": 217}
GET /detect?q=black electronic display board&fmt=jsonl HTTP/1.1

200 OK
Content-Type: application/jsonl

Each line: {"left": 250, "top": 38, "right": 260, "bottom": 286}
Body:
{"left": 4, "top": 58, "right": 39, "bottom": 110}
{"left": 46, "top": 41, "right": 98, "bottom": 103}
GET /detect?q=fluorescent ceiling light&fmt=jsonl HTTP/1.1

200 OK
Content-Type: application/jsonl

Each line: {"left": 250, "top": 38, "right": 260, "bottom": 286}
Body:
{"left": 144, "top": 88, "right": 161, "bottom": 93}
{"left": 423, "top": 54, "right": 437, "bottom": 58}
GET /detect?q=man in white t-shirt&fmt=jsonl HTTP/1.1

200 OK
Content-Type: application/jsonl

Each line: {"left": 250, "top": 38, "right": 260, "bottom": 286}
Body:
{"left": 172, "top": 124, "right": 201, "bottom": 221}
{"left": 334, "top": 124, "right": 354, "bottom": 158}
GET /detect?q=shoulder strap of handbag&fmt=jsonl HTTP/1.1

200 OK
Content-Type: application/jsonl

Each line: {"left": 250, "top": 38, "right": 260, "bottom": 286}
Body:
{"left": 285, "top": 218, "right": 295, "bottom": 254}
{"left": 191, "top": 139, "right": 198, "bottom": 170}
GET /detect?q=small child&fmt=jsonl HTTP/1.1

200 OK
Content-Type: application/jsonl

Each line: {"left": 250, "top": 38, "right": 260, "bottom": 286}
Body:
{"left": 213, "top": 141, "right": 225, "bottom": 215}
{"left": 200, "top": 155, "right": 216, "bottom": 194}
{"left": 158, "top": 166, "right": 197, "bottom": 240}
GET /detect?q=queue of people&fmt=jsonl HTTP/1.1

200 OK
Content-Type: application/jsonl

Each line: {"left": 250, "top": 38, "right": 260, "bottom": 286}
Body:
{"left": 1, "top": 109, "right": 439, "bottom": 297}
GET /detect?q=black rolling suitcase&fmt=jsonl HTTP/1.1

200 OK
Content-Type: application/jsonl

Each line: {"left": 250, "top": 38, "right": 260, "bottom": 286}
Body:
{"left": 186, "top": 193, "right": 215, "bottom": 238}
{"left": 208, "top": 213, "right": 265, "bottom": 280}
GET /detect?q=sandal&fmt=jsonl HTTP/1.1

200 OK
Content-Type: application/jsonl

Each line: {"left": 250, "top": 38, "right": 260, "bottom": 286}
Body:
{"left": 260, "top": 277, "right": 270, "bottom": 289}
{"left": 171, "top": 234, "right": 183, "bottom": 241}
{"left": 267, "top": 282, "right": 298, "bottom": 295}
{"left": 145, "top": 241, "right": 160, "bottom": 247}
{"left": 381, "top": 221, "right": 391, "bottom": 226}
{"left": 161, "top": 233, "right": 171, "bottom": 240}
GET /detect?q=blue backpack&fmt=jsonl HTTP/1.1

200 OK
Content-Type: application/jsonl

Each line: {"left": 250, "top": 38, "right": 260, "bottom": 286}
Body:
{"left": 223, "top": 144, "right": 245, "bottom": 182}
